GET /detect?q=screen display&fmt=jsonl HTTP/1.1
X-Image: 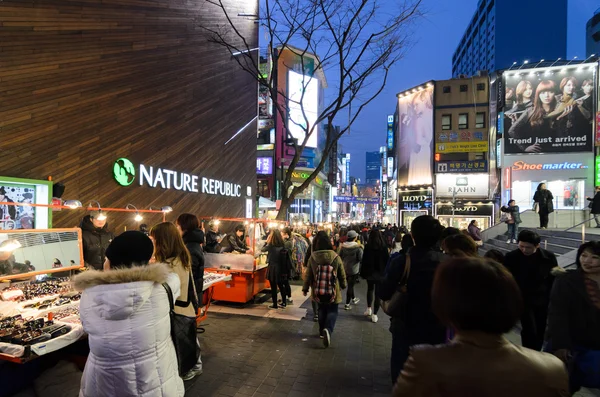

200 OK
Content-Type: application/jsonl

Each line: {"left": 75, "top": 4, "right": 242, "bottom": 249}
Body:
{"left": 397, "top": 85, "right": 434, "bottom": 186}
{"left": 288, "top": 70, "right": 319, "bottom": 148}
{"left": 503, "top": 64, "right": 596, "bottom": 154}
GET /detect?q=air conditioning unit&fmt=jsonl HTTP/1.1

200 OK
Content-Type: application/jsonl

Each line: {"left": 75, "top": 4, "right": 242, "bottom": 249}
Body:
{"left": 476, "top": 70, "right": 489, "bottom": 77}
{"left": 458, "top": 74, "right": 468, "bottom": 79}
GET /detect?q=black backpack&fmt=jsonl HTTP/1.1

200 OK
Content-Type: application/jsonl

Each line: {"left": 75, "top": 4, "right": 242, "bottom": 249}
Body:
{"left": 279, "top": 248, "right": 296, "bottom": 279}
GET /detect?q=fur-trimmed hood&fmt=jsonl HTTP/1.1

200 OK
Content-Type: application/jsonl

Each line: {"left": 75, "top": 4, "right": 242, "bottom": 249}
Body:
{"left": 73, "top": 262, "right": 171, "bottom": 291}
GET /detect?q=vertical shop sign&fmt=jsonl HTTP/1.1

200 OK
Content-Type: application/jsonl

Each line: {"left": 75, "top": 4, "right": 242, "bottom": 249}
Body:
{"left": 596, "top": 156, "right": 600, "bottom": 186}
{"left": 387, "top": 115, "right": 394, "bottom": 151}
{"left": 596, "top": 112, "right": 600, "bottom": 146}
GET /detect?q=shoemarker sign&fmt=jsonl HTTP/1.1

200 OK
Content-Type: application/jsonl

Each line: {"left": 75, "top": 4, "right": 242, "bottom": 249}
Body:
{"left": 113, "top": 158, "right": 245, "bottom": 198}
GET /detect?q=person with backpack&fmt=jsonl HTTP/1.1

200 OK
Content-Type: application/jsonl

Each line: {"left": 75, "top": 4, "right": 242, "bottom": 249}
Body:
{"left": 338, "top": 230, "right": 363, "bottom": 310}
{"left": 303, "top": 231, "right": 347, "bottom": 348}
{"left": 361, "top": 229, "right": 390, "bottom": 323}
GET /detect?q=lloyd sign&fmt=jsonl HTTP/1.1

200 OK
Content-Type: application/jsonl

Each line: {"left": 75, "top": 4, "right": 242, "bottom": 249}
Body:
{"left": 113, "top": 158, "right": 243, "bottom": 197}
{"left": 435, "top": 173, "right": 489, "bottom": 198}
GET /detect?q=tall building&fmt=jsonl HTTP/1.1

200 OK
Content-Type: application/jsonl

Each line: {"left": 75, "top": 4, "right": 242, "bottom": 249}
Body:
{"left": 587, "top": 8, "right": 600, "bottom": 57}
{"left": 365, "top": 151, "right": 381, "bottom": 186}
{"left": 452, "top": 0, "right": 567, "bottom": 77}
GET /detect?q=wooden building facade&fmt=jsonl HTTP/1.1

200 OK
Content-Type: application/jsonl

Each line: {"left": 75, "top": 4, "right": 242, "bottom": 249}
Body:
{"left": 0, "top": 0, "right": 259, "bottom": 233}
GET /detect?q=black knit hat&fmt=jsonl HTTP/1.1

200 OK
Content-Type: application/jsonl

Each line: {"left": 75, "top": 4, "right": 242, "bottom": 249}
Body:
{"left": 105, "top": 231, "right": 154, "bottom": 268}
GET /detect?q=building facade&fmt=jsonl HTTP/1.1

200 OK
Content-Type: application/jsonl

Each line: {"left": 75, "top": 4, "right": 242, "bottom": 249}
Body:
{"left": 452, "top": 0, "right": 567, "bottom": 77}
{"left": 587, "top": 8, "right": 600, "bottom": 58}
{"left": 365, "top": 151, "right": 381, "bottom": 186}
{"left": 434, "top": 77, "right": 495, "bottom": 229}
{"left": 0, "top": 0, "right": 259, "bottom": 233}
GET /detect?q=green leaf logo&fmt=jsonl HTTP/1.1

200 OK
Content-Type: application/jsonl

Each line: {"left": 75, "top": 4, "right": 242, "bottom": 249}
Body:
{"left": 113, "top": 158, "right": 136, "bottom": 186}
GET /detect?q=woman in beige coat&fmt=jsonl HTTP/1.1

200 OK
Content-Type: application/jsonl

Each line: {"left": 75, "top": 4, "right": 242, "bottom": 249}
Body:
{"left": 150, "top": 222, "right": 201, "bottom": 381}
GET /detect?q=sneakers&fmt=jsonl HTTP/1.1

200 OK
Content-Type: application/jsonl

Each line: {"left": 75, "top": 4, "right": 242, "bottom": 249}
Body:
{"left": 352, "top": 298, "right": 360, "bottom": 304}
{"left": 512, "top": 239, "right": 517, "bottom": 244}
{"left": 323, "top": 329, "right": 331, "bottom": 348}
{"left": 506, "top": 239, "right": 511, "bottom": 244}
{"left": 371, "top": 314, "right": 379, "bottom": 323}
{"left": 364, "top": 308, "right": 372, "bottom": 316}
{"left": 269, "top": 305, "right": 278, "bottom": 310}
{"left": 182, "top": 368, "right": 203, "bottom": 381}
{"left": 344, "top": 304, "right": 351, "bottom": 310}
{"left": 313, "top": 315, "right": 318, "bottom": 322}
{"left": 287, "top": 298, "right": 294, "bottom": 305}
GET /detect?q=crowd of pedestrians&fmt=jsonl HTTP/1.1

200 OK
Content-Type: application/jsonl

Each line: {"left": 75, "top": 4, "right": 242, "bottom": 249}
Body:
{"left": 65, "top": 210, "right": 600, "bottom": 396}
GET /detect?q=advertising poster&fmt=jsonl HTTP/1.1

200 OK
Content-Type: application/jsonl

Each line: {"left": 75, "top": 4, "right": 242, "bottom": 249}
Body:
{"left": 436, "top": 141, "right": 489, "bottom": 153}
{"left": 397, "top": 85, "right": 434, "bottom": 186}
{"left": 503, "top": 65, "right": 596, "bottom": 154}
{"left": 288, "top": 70, "right": 319, "bottom": 148}
{"left": 435, "top": 173, "right": 489, "bottom": 198}
{"left": 0, "top": 183, "right": 36, "bottom": 230}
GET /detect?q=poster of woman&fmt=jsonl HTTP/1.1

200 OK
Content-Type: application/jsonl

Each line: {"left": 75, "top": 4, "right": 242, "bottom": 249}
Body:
{"left": 0, "top": 184, "right": 36, "bottom": 230}
{"left": 504, "top": 66, "right": 595, "bottom": 154}
{"left": 397, "top": 85, "right": 434, "bottom": 186}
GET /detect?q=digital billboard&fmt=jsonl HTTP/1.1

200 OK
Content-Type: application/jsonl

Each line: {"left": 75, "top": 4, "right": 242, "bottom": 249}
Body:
{"left": 503, "top": 64, "right": 596, "bottom": 154}
{"left": 288, "top": 70, "right": 319, "bottom": 148}
{"left": 397, "top": 85, "right": 434, "bottom": 186}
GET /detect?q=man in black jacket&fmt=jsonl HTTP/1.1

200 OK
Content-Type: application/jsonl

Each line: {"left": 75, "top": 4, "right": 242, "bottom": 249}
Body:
{"left": 80, "top": 212, "right": 115, "bottom": 270}
{"left": 504, "top": 229, "right": 557, "bottom": 351}
{"left": 380, "top": 215, "right": 447, "bottom": 384}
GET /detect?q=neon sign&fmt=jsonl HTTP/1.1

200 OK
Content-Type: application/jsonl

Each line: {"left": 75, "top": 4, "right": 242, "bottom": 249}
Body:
{"left": 512, "top": 161, "right": 589, "bottom": 171}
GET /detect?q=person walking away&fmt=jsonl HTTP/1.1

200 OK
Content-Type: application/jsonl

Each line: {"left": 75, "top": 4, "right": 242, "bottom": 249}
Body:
{"left": 303, "top": 231, "right": 347, "bottom": 348}
{"left": 339, "top": 230, "right": 363, "bottom": 310}
{"left": 381, "top": 215, "right": 447, "bottom": 384}
{"left": 534, "top": 183, "right": 554, "bottom": 229}
{"left": 361, "top": 229, "right": 390, "bottom": 323}
{"left": 390, "top": 232, "right": 403, "bottom": 255}
{"left": 587, "top": 186, "right": 600, "bottom": 228}
{"left": 501, "top": 199, "right": 522, "bottom": 243}
{"left": 392, "top": 257, "right": 569, "bottom": 397}
{"left": 262, "top": 229, "right": 287, "bottom": 309}
{"left": 73, "top": 231, "right": 185, "bottom": 397}
{"left": 384, "top": 224, "right": 395, "bottom": 249}
{"left": 504, "top": 229, "right": 557, "bottom": 351}
{"left": 467, "top": 220, "right": 483, "bottom": 246}
{"left": 545, "top": 241, "right": 600, "bottom": 395}
{"left": 80, "top": 212, "right": 115, "bottom": 270}
{"left": 150, "top": 222, "right": 202, "bottom": 381}
{"left": 304, "top": 240, "right": 319, "bottom": 321}
{"left": 442, "top": 234, "right": 478, "bottom": 258}
{"left": 176, "top": 213, "right": 205, "bottom": 303}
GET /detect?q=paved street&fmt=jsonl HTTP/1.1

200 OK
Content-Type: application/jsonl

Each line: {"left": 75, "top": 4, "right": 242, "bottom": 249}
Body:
{"left": 186, "top": 280, "right": 393, "bottom": 397}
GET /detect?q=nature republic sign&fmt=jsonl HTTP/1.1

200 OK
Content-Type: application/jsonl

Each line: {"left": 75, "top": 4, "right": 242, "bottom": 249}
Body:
{"left": 113, "top": 158, "right": 243, "bottom": 197}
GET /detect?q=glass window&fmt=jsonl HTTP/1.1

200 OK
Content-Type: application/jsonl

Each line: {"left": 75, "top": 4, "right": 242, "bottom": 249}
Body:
{"left": 476, "top": 112, "right": 485, "bottom": 128}
{"left": 460, "top": 84, "right": 468, "bottom": 92}
{"left": 477, "top": 83, "right": 485, "bottom": 91}
{"left": 442, "top": 114, "right": 452, "bottom": 130}
{"left": 458, "top": 113, "right": 468, "bottom": 129}
{"left": 443, "top": 86, "right": 451, "bottom": 94}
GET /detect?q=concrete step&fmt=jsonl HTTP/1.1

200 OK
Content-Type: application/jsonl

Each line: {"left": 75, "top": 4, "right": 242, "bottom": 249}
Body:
{"left": 492, "top": 234, "right": 575, "bottom": 255}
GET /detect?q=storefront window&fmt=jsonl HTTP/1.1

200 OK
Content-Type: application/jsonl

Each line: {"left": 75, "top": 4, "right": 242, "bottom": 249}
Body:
{"left": 512, "top": 180, "right": 586, "bottom": 210}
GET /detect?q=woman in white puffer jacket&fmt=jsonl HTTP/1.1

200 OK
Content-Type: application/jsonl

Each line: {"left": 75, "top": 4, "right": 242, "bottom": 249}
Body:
{"left": 73, "top": 231, "right": 184, "bottom": 397}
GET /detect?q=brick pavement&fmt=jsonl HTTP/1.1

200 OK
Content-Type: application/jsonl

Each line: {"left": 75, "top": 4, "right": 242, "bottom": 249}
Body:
{"left": 185, "top": 280, "right": 393, "bottom": 397}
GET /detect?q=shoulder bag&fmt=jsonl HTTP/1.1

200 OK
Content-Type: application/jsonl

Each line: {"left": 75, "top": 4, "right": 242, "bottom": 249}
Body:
{"left": 381, "top": 254, "right": 411, "bottom": 318}
{"left": 162, "top": 282, "right": 201, "bottom": 376}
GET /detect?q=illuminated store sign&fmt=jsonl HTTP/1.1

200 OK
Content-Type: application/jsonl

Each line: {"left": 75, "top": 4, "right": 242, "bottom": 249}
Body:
{"left": 113, "top": 158, "right": 242, "bottom": 197}
{"left": 387, "top": 115, "right": 394, "bottom": 151}
{"left": 511, "top": 161, "right": 589, "bottom": 171}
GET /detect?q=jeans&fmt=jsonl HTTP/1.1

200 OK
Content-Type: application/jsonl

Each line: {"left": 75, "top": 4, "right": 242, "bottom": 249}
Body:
{"left": 366, "top": 280, "right": 381, "bottom": 314}
{"left": 271, "top": 280, "right": 287, "bottom": 307}
{"left": 390, "top": 318, "right": 410, "bottom": 384}
{"left": 346, "top": 274, "right": 358, "bottom": 304}
{"left": 520, "top": 304, "right": 548, "bottom": 351}
{"left": 318, "top": 301, "right": 339, "bottom": 335}
{"left": 507, "top": 223, "right": 518, "bottom": 241}
{"left": 539, "top": 209, "right": 549, "bottom": 228}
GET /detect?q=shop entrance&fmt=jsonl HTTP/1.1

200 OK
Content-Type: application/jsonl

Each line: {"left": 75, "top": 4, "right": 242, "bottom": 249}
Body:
{"left": 399, "top": 210, "right": 428, "bottom": 229}
{"left": 512, "top": 179, "right": 586, "bottom": 211}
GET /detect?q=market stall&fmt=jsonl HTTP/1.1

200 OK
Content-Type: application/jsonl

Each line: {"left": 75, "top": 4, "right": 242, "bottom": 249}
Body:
{"left": 200, "top": 217, "right": 286, "bottom": 304}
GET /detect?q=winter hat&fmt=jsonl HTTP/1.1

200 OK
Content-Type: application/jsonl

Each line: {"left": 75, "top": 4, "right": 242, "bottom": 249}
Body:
{"left": 347, "top": 230, "right": 358, "bottom": 239}
{"left": 105, "top": 231, "right": 154, "bottom": 268}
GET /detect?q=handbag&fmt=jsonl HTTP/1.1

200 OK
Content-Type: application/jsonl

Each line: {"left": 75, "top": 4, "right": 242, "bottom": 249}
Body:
{"left": 162, "top": 282, "right": 201, "bottom": 376}
{"left": 533, "top": 202, "right": 540, "bottom": 213}
{"left": 381, "top": 254, "right": 411, "bottom": 318}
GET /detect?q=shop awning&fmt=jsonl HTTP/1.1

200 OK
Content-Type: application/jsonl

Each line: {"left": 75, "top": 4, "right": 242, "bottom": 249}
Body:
{"left": 258, "top": 197, "right": 277, "bottom": 209}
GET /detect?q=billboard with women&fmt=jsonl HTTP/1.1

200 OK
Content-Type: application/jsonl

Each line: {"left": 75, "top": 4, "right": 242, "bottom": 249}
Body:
{"left": 397, "top": 85, "right": 434, "bottom": 186}
{"left": 503, "top": 64, "right": 596, "bottom": 154}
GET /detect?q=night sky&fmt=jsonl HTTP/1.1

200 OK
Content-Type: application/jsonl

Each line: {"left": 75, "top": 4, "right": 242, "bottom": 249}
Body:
{"left": 339, "top": 0, "right": 599, "bottom": 182}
